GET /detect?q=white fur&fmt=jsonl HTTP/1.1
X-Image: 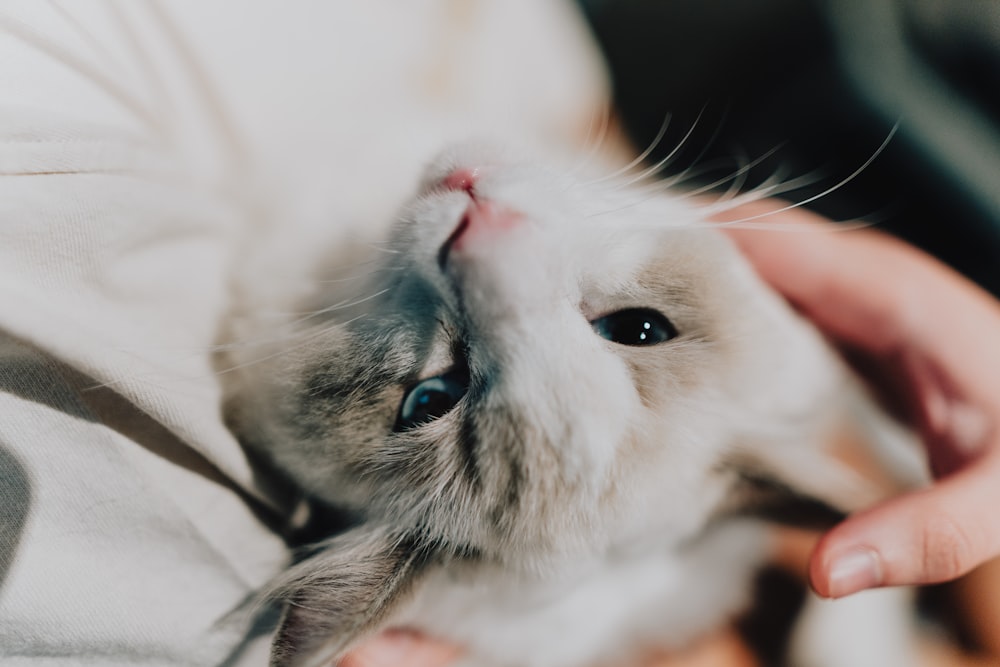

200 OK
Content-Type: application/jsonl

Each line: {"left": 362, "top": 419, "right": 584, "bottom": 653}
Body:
{"left": 789, "top": 588, "right": 919, "bottom": 667}
{"left": 228, "top": 144, "right": 928, "bottom": 667}
{"left": 394, "top": 521, "right": 770, "bottom": 667}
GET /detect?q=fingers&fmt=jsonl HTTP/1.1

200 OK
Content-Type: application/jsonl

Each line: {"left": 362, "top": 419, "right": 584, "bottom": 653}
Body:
{"left": 338, "top": 631, "right": 462, "bottom": 667}
{"left": 723, "top": 204, "right": 1000, "bottom": 405}
{"left": 810, "top": 449, "right": 1000, "bottom": 597}
{"left": 723, "top": 206, "right": 913, "bottom": 353}
{"left": 639, "top": 627, "right": 759, "bottom": 667}
{"left": 777, "top": 221, "right": 1000, "bottom": 469}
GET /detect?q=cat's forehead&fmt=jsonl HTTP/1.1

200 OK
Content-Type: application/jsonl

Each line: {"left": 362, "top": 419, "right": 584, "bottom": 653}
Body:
{"left": 338, "top": 152, "right": 744, "bottom": 369}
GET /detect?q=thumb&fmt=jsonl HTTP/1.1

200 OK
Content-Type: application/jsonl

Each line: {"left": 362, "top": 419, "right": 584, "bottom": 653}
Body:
{"left": 810, "top": 451, "right": 1000, "bottom": 598}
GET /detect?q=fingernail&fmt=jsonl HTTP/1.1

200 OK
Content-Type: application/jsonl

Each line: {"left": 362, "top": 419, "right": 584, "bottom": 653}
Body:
{"left": 827, "top": 547, "right": 883, "bottom": 598}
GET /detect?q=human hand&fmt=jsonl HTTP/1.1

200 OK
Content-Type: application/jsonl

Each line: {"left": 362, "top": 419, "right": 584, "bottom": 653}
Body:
{"left": 725, "top": 202, "right": 1000, "bottom": 598}
{"left": 337, "top": 627, "right": 758, "bottom": 667}
{"left": 336, "top": 630, "right": 461, "bottom": 667}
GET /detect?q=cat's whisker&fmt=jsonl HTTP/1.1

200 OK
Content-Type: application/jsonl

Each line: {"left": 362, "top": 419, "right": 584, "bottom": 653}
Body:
{"left": 209, "top": 320, "right": 337, "bottom": 353}
{"left": 701, "top": 124, "right": 899, "bottom": 225}
{"left": 648, "top": 104, "right": 730, "bottom": 191}
{"left": 213, "top": 313, "right": 370, "bottom": 377}
{"left": 245, "top": 292, "right": 387, "bottom": 325}
{"left": 712, "top": 151, "right": 752, "bottom": 207}
{"left": 583, "top": 113, "right": 672, "bottom": 186}
{"left": 366, "top": 243, "right": 403, "bottom": 256}
{"left": 86, "top": 374, "right": 179, "bottom": 397}
{"left": 701, "top": 218, "right": 873, "bottom": 232}
{"left": 567, "top": 105, "right": 612, "bottom": 178}
{"left": 315, "top": 272, "right": 379, "bottom": 285}
{"left": 625, "top": 156, "right": 738, "bottom": 196}
{"left": 314, "top": 259, "right": 393, "bottom": 285}
{"left": 584, "top": 156, "right": 748, "bottom": 220}
{"left": 209, "top": 284, "right": 392, "bottom": 355}
{"left": 585, "top": 156, "right": 813, "bottom": 221}
{"left": 693, "top": 161, "right": 834, "bottom": 214}
{"left": 622, "top": 142, "right": 783, "bottom": 208}
{"left": 674, "top": 143, "right": 786, "bottom": 201}
{"left": 315, "top": 271, "right": 385, "bottom": 285}
{"left": 617, "top": 105, "right": 707, "bottom": 188}
{"left": 285, "top": 288, "right": 391, "bottom": 323}
{"left": 693, "top": 164, "right": 794, "bottom": 211}
{"left": 583, "top": 192, "right": 663, "bottom": 219}
{"left": 698, "top": 168, "right": 831, "bottom": 218}
{"left": 576, "top": 105, "right": 603, "bottom": 160}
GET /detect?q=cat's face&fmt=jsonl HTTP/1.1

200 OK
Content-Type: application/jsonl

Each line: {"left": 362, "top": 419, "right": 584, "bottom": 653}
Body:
{"left": 233, "top": 144, "right": 850, "bottom": 567}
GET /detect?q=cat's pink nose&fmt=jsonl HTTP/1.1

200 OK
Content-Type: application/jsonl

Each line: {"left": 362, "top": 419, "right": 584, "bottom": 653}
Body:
{"left": 439, "top": 168, "right": 479, "bottom": 193}
{"left": 438, "top": 199, "right": 523, "bottom": 269}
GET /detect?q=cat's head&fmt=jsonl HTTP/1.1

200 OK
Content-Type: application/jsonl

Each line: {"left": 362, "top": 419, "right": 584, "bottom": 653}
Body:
{"left": 228, "top": 143, "right": 875, "bottom": 666}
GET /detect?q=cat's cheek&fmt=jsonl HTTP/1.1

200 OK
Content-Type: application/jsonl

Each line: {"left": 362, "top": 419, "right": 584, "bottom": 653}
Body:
{"left": 546, "top": 341, "right": 641, "bottom": 487}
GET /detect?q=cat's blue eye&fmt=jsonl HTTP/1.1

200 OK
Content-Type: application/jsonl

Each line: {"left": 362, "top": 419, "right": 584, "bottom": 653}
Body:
{"left": 395, "top": 369, "right": 468, "bottom": 431}
{"left": 591, "top": 308, "right": 677, "bottom": 346}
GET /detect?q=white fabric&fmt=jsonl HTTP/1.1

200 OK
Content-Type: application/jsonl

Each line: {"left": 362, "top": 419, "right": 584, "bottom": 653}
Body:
{"left": 0, "top": 2, "right": 607, "bottom": 665}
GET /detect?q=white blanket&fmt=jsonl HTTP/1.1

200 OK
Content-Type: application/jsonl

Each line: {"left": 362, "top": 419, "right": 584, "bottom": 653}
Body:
{"left": 0, "top": 2, "right": 607, "bottom": 665}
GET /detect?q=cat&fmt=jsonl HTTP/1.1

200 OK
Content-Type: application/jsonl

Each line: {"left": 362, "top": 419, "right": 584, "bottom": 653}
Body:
{"left": 223, "top": 141, "right": 925, "bottom": 667}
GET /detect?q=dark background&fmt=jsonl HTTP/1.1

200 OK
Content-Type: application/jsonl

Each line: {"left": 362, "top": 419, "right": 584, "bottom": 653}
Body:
{"left": 578, "top": 0, "right": 1000, "bottom": 295}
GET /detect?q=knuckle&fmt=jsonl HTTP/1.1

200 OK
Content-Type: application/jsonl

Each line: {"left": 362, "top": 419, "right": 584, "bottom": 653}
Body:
{"left": 918, "top": 508, "right": 978, "bottom": 582}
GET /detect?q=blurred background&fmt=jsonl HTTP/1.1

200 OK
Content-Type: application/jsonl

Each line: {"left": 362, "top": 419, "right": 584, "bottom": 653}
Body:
{"left": 578, "top": 0, "right": 1000, "bottom": 296}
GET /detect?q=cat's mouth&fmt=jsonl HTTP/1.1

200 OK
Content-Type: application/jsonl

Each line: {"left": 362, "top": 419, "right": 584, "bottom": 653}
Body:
{"left": 437, "top": 198, "right": 526, "bottom": 271}
{"left": 437, "top": 212, "right": 471, "bottom": 270}
{"left": 436, "top": 166, "right": 479, "bottom": 269}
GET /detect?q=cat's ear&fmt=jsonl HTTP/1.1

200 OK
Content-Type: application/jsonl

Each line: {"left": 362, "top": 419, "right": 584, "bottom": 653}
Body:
{"left": 720, "top": 412, "right": 922, "bottom": 529}
{"left": 267, "top": 524, "right": 432, "bottom": 667}
{"left": 720, "top": 450, "right": 863, "bottom": 529}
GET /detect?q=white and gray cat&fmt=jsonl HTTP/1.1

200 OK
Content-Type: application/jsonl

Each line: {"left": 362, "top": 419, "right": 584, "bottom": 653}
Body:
{"left": 224, "top": 142, "right": 926, "bottom": 667}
